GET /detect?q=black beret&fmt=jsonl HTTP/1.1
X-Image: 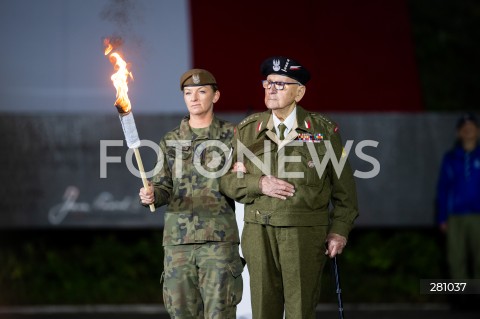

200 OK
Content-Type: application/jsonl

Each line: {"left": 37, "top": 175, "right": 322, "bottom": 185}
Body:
{"left": 180, "top": 69, "right": 217, "bottom": 90}
{"left": 456, "top": 113, "right": 478, "bottom": 129}
{"left": 260, "top": 56, "right": 311, "bottom": 85}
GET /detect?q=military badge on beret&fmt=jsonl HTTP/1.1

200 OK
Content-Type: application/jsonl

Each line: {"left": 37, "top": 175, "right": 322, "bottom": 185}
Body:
{"left": 261, "top": 56, "right": 311, "bottom": 85}
{"left": 273, "top": 59, "right": 281, "bottom": 71}
{"left": 192, "top": 74, "right": 200, "bottom": 84}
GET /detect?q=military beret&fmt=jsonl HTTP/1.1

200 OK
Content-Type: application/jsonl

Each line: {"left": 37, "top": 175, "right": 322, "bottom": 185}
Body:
{"left": 180, "top": 69, "right": 217, "bottom": 90}
{"left": 456, "top": 112, "right": 478, "bottom": 129}
{"left": 260, "top": 56, "right": 311, "bottom": 85}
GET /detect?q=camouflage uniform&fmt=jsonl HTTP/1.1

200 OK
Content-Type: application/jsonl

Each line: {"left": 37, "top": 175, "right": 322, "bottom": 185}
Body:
{"left": 151, "top": 115, "right": 243, "bottom": 319}
{"left": 220, "top": 105, "right": 359, "bottom": 319}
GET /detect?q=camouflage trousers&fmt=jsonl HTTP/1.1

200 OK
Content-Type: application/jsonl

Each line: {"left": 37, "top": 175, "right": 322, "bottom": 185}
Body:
{"left": 162, "top": 242, "right": 244, "bottom": 319}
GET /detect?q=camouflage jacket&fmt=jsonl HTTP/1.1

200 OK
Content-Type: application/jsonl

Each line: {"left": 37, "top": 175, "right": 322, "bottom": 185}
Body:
{"left": 151, "top": 115, "right": 239, "bottom": 246}
{"left": 219, "top": 105, "right": 359, "bottom": 238}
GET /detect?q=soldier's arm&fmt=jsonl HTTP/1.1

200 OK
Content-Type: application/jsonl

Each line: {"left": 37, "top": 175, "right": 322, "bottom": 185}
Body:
{"left": 327, "top": 129, "right": 359, "bottom": 239}
{"left": 219, "top": 131, "right": 263, "bottom": 204}
{"left": 149, "top": 139, "right": 173, "bottom": 208}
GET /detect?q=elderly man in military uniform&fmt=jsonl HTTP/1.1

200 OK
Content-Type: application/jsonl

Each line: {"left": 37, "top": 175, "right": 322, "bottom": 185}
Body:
{"left": 220, "top": 56, "right": 358, "bottom": 319}
{"left": 139, "top": 69, "right": 243, "bottom": 319}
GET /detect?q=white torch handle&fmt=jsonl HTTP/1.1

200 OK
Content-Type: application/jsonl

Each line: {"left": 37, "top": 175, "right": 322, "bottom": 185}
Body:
{"left": 134, "top": 148, "right": 155, "bottom": 212}
{"left": 119, "top": 112, "right": 141, "bottom": 149}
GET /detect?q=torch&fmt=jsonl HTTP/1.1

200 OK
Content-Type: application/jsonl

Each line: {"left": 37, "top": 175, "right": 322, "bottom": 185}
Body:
{"left": 104, "top": 39, "right": 155, "bottom": 212}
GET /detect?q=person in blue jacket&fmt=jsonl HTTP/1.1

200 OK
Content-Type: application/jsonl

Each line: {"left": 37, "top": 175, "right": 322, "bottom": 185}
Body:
{"left": 436, "top": 113, "right": 480, "bottom": 281}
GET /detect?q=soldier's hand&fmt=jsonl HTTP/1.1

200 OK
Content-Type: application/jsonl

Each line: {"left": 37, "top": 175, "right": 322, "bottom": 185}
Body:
{"left": 325, "top": 233, "right": 347, "bottom": 258}
{"left": 139, "top": 182, "right": 155, "bottom": 205}
{"left": 231, "top": 161, "right": 247, "bottom": 173}
{"left": 259, "top": 175, "right": 295, "bottom": 200}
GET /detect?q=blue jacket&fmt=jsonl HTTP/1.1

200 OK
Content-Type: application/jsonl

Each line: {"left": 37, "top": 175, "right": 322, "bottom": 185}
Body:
{"left": 436, "top": 143, "right": 480, "bottom": 224}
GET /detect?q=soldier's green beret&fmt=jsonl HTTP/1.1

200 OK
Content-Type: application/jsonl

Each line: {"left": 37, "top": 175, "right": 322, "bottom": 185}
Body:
{"left": 180, "top": 69, "right": 217, "bottom": 90}
{"left": 260, "top": 56, "right": 311, "bottom": 85}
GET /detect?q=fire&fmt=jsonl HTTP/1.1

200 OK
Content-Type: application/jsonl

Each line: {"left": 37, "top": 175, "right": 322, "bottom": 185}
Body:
{"left": 104, "top": 38, "right": 133, "bottom": 114}
{"left": 104, "top": 42, "right": 113, "bottom": 55}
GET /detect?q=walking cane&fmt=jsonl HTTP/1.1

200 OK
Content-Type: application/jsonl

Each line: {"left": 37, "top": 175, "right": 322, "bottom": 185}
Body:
{"left": 331, "top": 255, "right": 345, "bottom": 319}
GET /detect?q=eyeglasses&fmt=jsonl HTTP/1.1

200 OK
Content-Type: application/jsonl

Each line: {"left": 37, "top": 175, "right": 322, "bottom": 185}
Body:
{"left": 261, "top": 80, "right": 301, "bottom": 91}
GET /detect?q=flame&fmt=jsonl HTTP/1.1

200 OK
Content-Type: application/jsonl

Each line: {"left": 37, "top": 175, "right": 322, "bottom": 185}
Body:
{"left": 104, "top": 38, "right": 133, "bottom": 114}
{"left": 104, "top": 43, "right": 113, "bottom": 56}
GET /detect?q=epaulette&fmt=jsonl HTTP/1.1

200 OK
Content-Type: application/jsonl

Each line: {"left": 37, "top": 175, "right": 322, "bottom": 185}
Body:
{"left": 238, "top": 113, "right": 261, "bottom": 129}
{"left": 309, "top": 112, "right": 339, "bottom": 133}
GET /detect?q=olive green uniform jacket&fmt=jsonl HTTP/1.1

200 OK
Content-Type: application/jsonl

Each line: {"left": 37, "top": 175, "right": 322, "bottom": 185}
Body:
{"left": 220, "top": 105, "right": 358, "bottom": 238}
{"left": 151, "top": 115, "right": 240, "bottom": 246}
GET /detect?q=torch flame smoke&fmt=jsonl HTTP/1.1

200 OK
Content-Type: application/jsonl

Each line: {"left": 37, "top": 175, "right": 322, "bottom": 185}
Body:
{"left": 104, "top": 38, "right": 133, "bottom": 113}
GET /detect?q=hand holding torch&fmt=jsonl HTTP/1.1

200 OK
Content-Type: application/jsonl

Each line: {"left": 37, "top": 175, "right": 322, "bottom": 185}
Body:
{"left": 104, "top": 40, "right": 155, "bottom": 212}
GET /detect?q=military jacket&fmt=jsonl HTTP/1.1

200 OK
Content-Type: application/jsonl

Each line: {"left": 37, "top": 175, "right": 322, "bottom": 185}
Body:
{"left": 152, "top": 115, "right": 239, "bottom": 246}
{"left": 220, "top": 105, "right": 358, "bottom": 238}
